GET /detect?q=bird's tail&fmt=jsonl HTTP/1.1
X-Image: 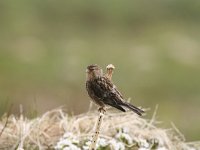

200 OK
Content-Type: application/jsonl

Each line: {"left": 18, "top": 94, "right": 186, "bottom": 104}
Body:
{"left": 120, "top": 102, "right": 144, "bottom": 116}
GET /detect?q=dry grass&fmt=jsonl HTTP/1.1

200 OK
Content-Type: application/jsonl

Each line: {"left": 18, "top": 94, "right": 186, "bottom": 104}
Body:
{"left": 0, "top": 107, "right": 199, "bottom": 150}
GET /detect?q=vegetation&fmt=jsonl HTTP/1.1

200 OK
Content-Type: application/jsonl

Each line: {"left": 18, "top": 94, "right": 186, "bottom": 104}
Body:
{"left": 0, "top": 108, "right": 199, "bottom": 150}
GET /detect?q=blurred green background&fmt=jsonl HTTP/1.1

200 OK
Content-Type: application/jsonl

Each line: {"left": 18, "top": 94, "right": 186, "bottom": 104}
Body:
{"left": 0, "top": 0, "right": 200, "bottom": 140}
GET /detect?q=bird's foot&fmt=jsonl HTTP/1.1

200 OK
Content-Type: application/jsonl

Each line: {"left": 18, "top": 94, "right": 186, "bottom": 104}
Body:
{"left": 98, "top": 107, "right": 106, "bottom": 114}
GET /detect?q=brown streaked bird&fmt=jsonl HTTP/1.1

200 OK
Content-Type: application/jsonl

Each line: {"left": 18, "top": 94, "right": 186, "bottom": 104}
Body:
{"left": 86, "top": 64, "right": 144, "bottom": 116}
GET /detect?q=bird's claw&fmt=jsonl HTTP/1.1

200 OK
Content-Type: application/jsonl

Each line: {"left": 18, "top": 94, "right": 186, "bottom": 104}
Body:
{"left": 98, "top": 107, "right": 106, "bottom": 114}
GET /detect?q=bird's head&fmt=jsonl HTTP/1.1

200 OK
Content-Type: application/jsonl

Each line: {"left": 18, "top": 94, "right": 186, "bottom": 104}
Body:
{"left": 86, "top": 64, "right": 103, "bottom": 80}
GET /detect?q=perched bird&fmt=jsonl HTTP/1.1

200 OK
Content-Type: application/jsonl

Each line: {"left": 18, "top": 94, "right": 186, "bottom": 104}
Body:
{"left": 86, "top": 64, "right": 144, "bottom": 116}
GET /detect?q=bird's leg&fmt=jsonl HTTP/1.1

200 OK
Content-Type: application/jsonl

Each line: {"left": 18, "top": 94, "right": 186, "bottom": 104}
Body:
{"left": 98, "top": 107, "right": 106, "bottom": 113}
{"left": 89, "top": 107, "right": 106, "bottom": 150}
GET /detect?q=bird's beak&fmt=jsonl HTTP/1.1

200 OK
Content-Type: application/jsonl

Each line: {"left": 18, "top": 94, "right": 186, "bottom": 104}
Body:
{"left": 86, "top": 69, "right": 89, "bottom": 73}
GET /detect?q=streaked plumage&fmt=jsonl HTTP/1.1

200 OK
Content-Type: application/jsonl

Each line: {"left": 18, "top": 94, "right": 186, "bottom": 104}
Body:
{"left": 86, "top": 64, "right": 144, "bottom": 116}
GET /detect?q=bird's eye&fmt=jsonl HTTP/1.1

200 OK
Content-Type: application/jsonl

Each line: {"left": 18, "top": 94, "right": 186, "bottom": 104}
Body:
{"left": 90, "top": 68, "right": 95, "bottom": 71}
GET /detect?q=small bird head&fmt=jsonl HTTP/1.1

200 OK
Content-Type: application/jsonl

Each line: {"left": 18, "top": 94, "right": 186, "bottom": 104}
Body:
{"left": 86, "top": 64, "right": 103, "bottom": 80}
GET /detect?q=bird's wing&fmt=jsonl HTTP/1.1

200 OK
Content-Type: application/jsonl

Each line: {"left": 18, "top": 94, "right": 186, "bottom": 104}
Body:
{"left": 91, "top": 77, "right": 125, "bottom": 105}
{"left": 88, "top": 77, "right": 144, "bottom": 115}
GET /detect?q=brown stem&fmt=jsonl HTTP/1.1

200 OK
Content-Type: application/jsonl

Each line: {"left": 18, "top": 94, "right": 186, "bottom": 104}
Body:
{"left": 89, "top": 108, "right": 105, "bottom": 150}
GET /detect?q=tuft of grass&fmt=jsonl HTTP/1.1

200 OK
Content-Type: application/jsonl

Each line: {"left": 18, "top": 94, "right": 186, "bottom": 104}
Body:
{"left": 0, "top": 108, "right": 199, "bottom": 150}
